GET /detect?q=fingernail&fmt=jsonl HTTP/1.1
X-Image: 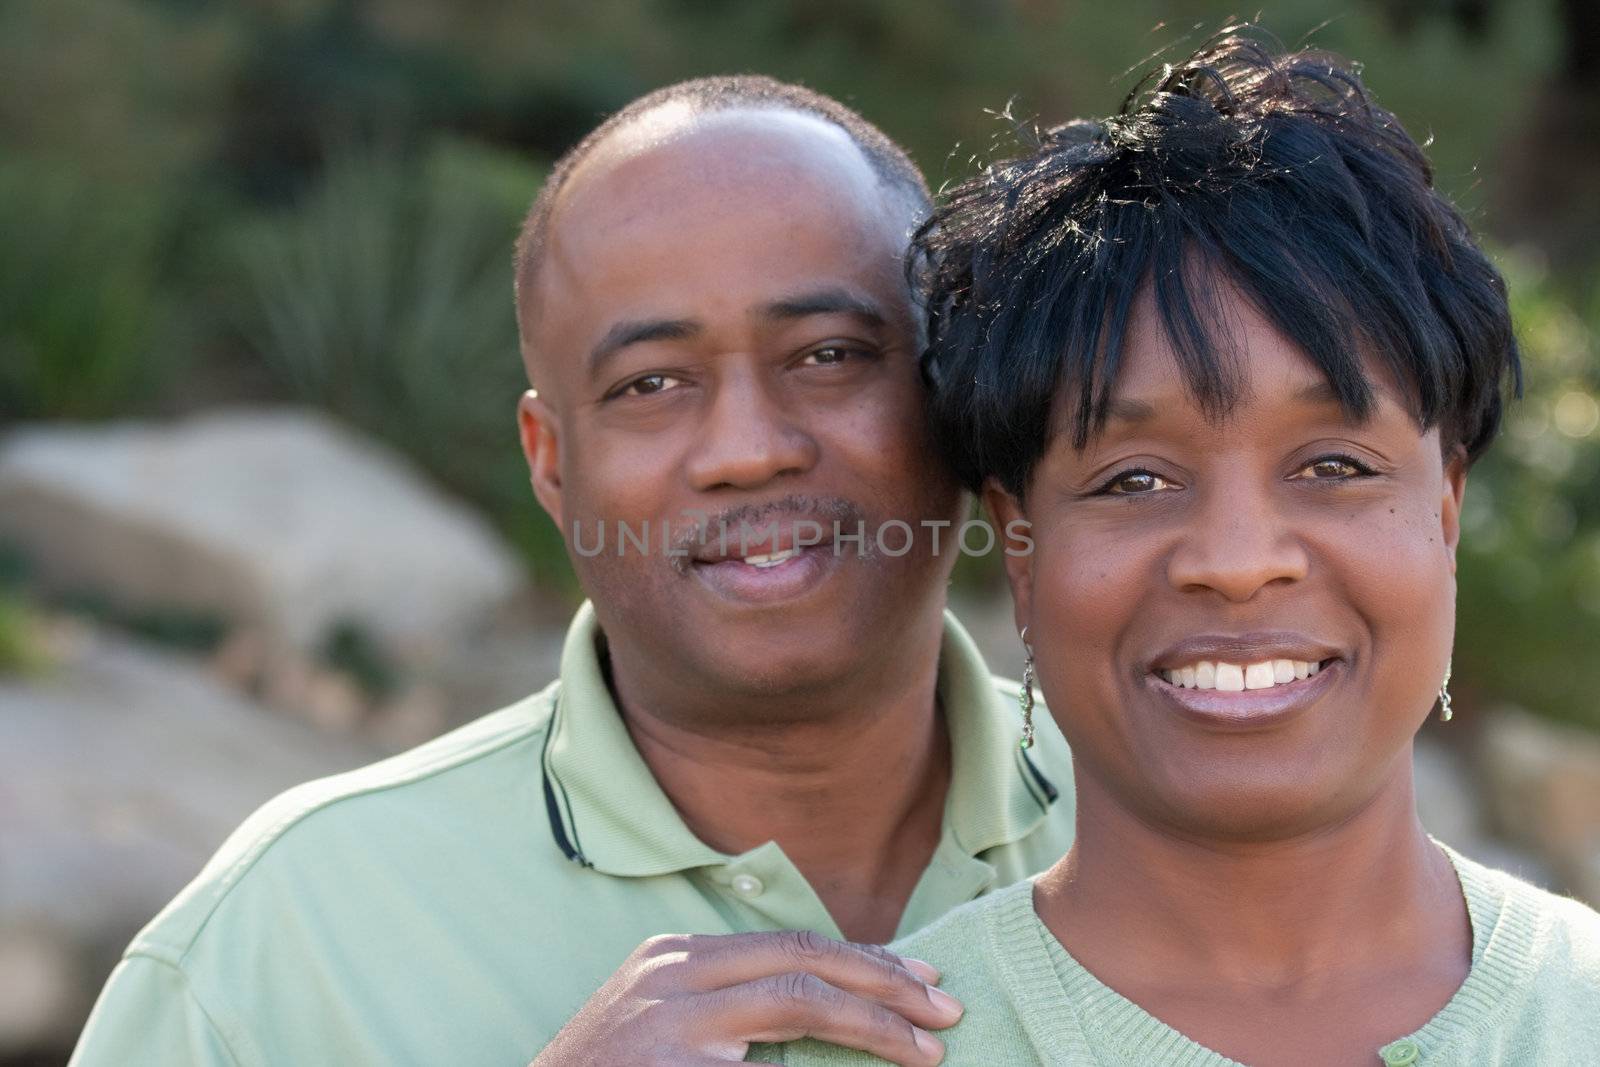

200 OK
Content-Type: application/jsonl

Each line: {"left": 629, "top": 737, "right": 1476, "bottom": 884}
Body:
{"left": 926, "top": 985, "right": 964, "bottom": 1020}
{"left": 913, "top": 1027, "right": 946, "bottom": 1060}
{"left": 901, "top": 957, "right": 941, "bottom": 983}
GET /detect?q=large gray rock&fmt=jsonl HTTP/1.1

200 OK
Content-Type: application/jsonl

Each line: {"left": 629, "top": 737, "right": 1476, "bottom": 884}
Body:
{"left": 1414, "top": 736, "right": 1552, "bottom": 887}
{"left": 0, "top": 626, "right": 378, "bottom": 1058}
{"left": 0, "top": 409, "right": 527, "bottom": 659}
{"left": 1478, "top": 707, "right": 1600, "bottom": 904}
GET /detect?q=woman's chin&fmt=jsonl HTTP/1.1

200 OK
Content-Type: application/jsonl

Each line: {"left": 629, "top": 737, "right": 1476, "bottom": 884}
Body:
{"left": 1122, "top": 759, "right": 1378, "bottom": 843}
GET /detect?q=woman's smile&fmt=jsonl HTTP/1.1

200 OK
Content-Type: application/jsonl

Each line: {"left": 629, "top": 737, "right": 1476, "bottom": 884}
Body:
{"left": 1140, "top": 630, "right": 1346, "bottom": 728}
{"left": 1144, "top": 656, "right": 1343, "bottom": 730}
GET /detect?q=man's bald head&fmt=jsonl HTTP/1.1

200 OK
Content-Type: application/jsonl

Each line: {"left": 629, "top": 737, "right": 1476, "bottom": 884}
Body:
{"left": 513, "top": 75, "right": 930, "bottom": 359}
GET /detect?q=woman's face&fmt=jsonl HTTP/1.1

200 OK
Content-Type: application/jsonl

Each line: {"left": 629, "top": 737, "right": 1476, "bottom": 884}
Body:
{"left": 989, "top": 281, "right": 1467, "bottom": 839}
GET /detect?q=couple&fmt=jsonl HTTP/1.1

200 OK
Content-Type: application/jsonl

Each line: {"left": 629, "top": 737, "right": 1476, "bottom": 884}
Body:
{"left": 72, "top": 29, "right": 1599, "bottom": 1067}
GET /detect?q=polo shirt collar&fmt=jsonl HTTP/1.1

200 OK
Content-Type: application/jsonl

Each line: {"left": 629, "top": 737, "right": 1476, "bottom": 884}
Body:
{"left": 541, "top": 601, "right": 1054, "bottom": 877}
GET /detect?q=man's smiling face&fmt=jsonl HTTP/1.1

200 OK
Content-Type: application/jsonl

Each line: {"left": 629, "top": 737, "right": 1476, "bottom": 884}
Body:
{"left": 518, "top": 108, "right": 962, "bottom": 707}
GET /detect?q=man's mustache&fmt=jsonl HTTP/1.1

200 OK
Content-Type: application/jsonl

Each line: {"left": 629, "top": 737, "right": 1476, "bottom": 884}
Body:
{"left": 668, "top": 494, "right": 868, "bottom": 570}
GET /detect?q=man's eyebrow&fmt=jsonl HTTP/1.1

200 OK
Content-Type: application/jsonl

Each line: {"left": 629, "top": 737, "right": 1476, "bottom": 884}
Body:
{"left": 588, "top": 318, "right": 701, "bottom": 377}
{"left": 758, "top": 288, "right": 887, "bottom": 327}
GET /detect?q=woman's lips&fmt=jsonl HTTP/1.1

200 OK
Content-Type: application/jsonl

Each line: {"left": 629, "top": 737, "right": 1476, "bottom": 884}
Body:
{"left": 1145, "top": 658, "right": 1343, "bottom": 729}
{"left": 1158, "top": 657, "right": 1324, "bottom": 691}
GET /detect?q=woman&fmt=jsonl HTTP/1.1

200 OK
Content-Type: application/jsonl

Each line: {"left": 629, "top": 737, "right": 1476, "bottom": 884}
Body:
{"left": 756, "top": 29, "right": 1600, "bottom": 1067}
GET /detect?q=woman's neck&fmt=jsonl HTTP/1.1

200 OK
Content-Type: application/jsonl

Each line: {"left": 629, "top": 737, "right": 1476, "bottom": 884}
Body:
{"left": 1033, "top": 754, "right": 1472, "bottom": 1064}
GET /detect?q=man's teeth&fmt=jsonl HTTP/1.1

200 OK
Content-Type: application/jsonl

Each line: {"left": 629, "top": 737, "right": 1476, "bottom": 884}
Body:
{"left": 1160, "top": 658, "right": 1322, "bottom": 691}
{"left": 741, "top": 547, "right": 800, "bottom": 568}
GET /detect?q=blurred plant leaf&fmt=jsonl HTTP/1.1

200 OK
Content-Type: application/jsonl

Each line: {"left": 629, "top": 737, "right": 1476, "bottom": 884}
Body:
{"left": 227, "top": 138, "right": 574, "bottom": 591}
{"left": 0, "top": 159, "right": 190, "bottom": 421}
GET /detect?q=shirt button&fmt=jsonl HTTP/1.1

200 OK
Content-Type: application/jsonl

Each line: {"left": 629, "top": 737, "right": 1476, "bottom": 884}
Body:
{"left": 1381, "top": 1038, "right": 1420, "bottom": 1066}
{"left": 730, "top": 873, "right": 764, "bottom": 898}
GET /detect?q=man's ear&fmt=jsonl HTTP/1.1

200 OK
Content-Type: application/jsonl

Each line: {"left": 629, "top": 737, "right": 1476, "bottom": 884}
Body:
{"left": 1441, "top": 444, "right": 1468, "bottom": 576}
{"left": 518, "top": 389, "right": 563, "bottom": 529}
{"left": 982, "top": 478, "right": 1033, "bottom": 635}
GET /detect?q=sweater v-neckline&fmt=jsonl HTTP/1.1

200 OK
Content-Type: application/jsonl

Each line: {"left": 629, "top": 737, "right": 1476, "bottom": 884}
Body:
{"left": 986, "top": 843, "right": 1539, "bottom": 1065}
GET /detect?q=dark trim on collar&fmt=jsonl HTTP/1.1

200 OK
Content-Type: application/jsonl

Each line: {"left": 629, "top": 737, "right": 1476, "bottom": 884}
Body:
{"left": 1020, "top": 749, "right": 1060, "bottom": 806}
{"left": 540, "top": 705, "right": 591, "bottom": 868}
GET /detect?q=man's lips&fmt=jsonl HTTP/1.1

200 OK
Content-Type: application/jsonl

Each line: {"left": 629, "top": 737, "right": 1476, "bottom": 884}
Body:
{"left": 688, "top": 542, "right": 840, "bottom": 603}
{"left": 684, "top": 520, "right": 842, "bottom": 564}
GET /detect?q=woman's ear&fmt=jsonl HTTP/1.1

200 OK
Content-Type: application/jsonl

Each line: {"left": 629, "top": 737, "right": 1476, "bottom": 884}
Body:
{"left": 1441, "top": 444, "right": 1468, "bottom": 576}
{"left": 518, "top": 389, "right": 564, "bottom": 529}
{"left": 982, "top": 478, "right": 1033, "bottom": 634}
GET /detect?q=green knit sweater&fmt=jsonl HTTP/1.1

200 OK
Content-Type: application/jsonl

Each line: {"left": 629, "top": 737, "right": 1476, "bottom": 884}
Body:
{"left": 755, "top": 846, "right": 1600, "bottom": 1066}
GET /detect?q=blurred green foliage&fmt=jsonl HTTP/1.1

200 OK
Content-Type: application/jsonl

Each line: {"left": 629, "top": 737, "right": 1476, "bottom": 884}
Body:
{"left": 0, "top": 159, "right": 189, "bottom": 420}
{"left": 1, "top": 0, "right": 1595, "bottom": 726}
{"left": 225, "top": 137, "right": 570, "bottom": 584}
{"left": 0, "top": 545, "right": 47, "bottom": 676}
{"left": 0, "top": 594, "right": 47, "bottom": 677}
{"left": 1457, "top": 256, "right": 1600, "bottom": 731}
{"left": 320, "top": 617, "right": 402, "bottom": 701}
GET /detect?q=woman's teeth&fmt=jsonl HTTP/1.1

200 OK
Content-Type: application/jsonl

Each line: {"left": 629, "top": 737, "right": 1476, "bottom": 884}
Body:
{"left": 1160, "top": 659, "right": 1321, "bottom": 691}
{"left": 742, "top": 547, "right": 800, "bottom": 569}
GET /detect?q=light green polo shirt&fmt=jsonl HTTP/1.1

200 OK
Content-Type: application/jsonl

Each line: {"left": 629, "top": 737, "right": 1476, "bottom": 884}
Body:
{"left": 70, "top": 602, "right": 1075, "bottom": 1067}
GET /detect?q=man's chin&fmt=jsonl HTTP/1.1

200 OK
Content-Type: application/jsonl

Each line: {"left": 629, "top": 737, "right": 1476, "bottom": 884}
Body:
{"left": 697, "top": 637, "right": 869, "bottom": 704}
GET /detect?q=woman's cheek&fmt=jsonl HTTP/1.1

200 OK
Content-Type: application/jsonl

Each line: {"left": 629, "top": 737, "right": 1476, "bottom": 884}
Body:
{"left": 1031, "top": 529, "right": 1145, "bottom": 677}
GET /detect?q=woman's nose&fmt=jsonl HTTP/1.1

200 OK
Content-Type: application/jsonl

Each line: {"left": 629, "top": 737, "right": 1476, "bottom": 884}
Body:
{"left": 1165, "top": 479, "right": 1311, "bottom": 602}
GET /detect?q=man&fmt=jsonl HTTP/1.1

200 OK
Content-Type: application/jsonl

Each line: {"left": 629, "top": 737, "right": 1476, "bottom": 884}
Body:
{"left": 69, "top": 77, "right": 1073, "bottom": 1067}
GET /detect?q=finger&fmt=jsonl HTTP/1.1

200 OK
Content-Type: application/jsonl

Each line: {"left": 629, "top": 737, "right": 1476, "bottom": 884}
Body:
{"left": 681, "top": 930, "right": 961, "bottom": 1029}
{"left": 720, "top": 972, "right": 946, "bottom": 1067}
{"left": 650, "top": 931, "right": 936, "bottom": 985}
{"left": 831, "top": 940, "right": 942, "bottom": 985}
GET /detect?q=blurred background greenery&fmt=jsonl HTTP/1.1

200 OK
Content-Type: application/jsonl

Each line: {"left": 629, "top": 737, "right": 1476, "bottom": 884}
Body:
{"left": 2, "top": 0, "right": 1598, "bottom": 731}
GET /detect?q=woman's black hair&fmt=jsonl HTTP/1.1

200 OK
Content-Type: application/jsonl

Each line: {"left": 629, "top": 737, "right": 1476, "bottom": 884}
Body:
{"left": 916, "top": 26, "right": 1522, "bottom": 496}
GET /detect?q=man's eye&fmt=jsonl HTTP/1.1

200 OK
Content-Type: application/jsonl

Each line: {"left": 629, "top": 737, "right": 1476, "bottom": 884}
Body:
{"left": 617, "top": 374, "right": 682, "bottom": 397}
{"left": 1294, "top": 454, "right": 1374, "bottom": 480}
{"left": 1100, "top": 469, "right": 1173, "bottom": 495}
{"left": 802, "top": 345, "right": 857, "bottom": 366}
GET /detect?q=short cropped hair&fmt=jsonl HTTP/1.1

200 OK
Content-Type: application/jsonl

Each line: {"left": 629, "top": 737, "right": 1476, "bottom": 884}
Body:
{"left": 514, "top": 75, "right": 931, "bottom": 334}
{"left": 916, "top": 28, "right": 1522, "bottom": 496}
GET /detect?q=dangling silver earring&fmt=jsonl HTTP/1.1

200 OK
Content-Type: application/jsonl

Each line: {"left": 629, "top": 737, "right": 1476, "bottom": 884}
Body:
{"left": 1437, "top": 659, "right": 1454, "bottom": 723}
{"left": 1019, "top": 626, "right": 1036, "bottom": 750}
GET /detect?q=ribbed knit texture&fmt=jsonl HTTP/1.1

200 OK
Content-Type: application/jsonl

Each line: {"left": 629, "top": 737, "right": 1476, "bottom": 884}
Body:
{"left": 759, "top": 845, "right": 1600, "bottom": 1065}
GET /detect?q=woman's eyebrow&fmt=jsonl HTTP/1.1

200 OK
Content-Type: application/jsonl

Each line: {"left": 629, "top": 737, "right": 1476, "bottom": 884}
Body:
{"left": 1294, "top": 378, "right": 1399, "bottom": 423}
{"left": 1107, "top": 397, "right": 1156, "bottom": 424}
{"left": 1294, "top": 380, "right": 1344, "bottom": 406}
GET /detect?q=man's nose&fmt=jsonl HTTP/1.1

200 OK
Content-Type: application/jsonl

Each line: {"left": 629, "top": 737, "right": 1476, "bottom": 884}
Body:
{"left": 1165, "top": 476, "right": 1310, "bottom": 602}
{"left": 684, "top": 369, "right": 819, "bottom": 492}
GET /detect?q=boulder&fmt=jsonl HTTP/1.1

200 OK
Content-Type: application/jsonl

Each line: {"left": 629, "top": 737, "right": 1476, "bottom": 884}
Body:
{"left": 1478, "top": 707, "right": 1600, "bottom": 905}
{"left": 1414, "top": 736, "right": 1553, "bottom": 888}
{"left": 0, "top": 625, "right": 378, "bottom": 1059}
{"left": 0, "top": 409, "right": 527, "bottom": 661}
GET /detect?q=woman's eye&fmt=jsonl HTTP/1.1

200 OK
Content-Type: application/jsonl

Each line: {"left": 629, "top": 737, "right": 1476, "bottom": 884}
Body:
{"left": 617, "top": 374, "right": 682, "bottom": 397}
{"left": 1101, "top": 470, "right": 1173, "bottom": 495}
{"left": 1295, "top": 455, "right": 1373, "bottom": 480}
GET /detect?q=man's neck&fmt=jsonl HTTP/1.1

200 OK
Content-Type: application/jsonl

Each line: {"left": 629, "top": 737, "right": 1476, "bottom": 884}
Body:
{"left": 605, "top": 612, "right": 952, "bottom": 943}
